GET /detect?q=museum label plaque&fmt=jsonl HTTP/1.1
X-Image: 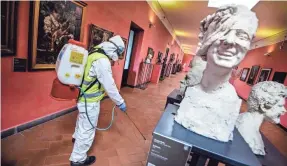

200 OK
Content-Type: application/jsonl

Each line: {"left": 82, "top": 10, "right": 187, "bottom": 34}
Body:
{"left": 13, "top": 58, "right": 27, "bottom": 72}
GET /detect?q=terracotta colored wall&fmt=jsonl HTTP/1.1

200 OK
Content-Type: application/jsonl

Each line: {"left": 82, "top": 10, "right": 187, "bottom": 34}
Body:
{"left": 1, "top": 1, "right": 183, "bottom": 130}
{"left": 1, "top": 2, "right": 76, "bottom": 131}
{"left": 181, "top": 54, "right": 194, "bottom": 72}
{"left": 233, "top": 42, "right": 287, "bottom": 127}
{"left": 82, "top": 1, "right": 183, "bottom": 87}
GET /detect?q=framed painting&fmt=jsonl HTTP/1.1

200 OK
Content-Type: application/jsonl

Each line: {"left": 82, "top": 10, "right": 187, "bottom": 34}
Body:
{"left": 240, "top": 68, "right": 249, "bottom": 82}
{"left": 247, "top": 65, "right": 260, "bottom": 85}
{"left": 272, "top": 72, "right": 287, "bottom": 84}
{"left": 256, "top": 68, "right": 272, "bottom": 83}
{"left": 28, "top": 1, "right": 87, "bottom": 70}
{"left": 88, "top": 24, "right": 114, "bottom": 52}
{"left": 1, "top": 1, "right": 18, "bottom": 56}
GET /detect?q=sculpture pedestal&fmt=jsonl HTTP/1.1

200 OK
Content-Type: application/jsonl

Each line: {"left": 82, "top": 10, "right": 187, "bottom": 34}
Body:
{"left": 165, "top": 63, "right": 173, "bottom": 77}
{"left": 172, "top": 64, "right": 177, "bottom": 74}
{"left": 136, "top": 62, "right": 153, "bottom": 89}
{"left": 151, "top": 64, "right": 162, "bottom": 84}
{"left": 162, "top": 89, "right": 287, "bottom": 166}
{"left": 165, "top": 89, "right": 182, "bottom": 108}
{"left": 146, "top": 104, "right": 261, "bottom": 166}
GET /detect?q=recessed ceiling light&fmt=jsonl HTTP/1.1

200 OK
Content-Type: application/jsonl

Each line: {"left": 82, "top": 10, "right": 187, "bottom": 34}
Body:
{"left": 208, "top": 0, "right": 260, "bottom": 9}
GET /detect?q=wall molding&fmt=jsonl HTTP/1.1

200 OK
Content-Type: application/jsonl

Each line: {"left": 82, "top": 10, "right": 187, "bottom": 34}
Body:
{"left": 1, "top": 97, "right": 111, "bottom": 139}
{"left": 278, "top": 124, "right": 287, "bottom": 133}
{"left": 251, "top": 30, "right": 287, "bottom": 50}
{"left": 1, "top": 106, "right": 77, "bottom": 139}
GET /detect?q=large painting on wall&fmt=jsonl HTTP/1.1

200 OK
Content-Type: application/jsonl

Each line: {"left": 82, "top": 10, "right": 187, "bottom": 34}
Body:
{"left": 240, "top": 68, "right": 250, "bottom": 82}
{"left": 256, "top": 68, "right": 272, "bottom": 83}
{"left": 88, "top": 24, "right": 114, "bottom": 52}
{"left": 1, "top": 1, "right": 18, "bottom": 56}
{"left": 28, "top": 1, "right": 87, "bottom": 70}
{"left": 247, "top": 65, "right": 260, "bottom": 85}
{"left": 272, "top": 72, "right": 287, "bottom": 84}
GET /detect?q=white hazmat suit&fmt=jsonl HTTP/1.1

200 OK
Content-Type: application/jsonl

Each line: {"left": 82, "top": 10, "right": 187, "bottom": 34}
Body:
{"left": 70, "top": 36, "right": 125, "bottom": 163}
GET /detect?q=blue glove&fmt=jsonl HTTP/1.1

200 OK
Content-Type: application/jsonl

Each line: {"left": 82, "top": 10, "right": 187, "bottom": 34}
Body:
{"left": 118, "top": 102, "right": 127, "bottom": 112}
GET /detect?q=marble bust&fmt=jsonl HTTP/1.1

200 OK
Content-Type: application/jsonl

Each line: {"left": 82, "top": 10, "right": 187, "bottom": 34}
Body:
{"left": 175, "top": 5, "right": 258, "bottom": 142}
{"left": 179, "top": 56, "right": 207, "bottom": 95}
{"left": 236, "top": 81, "right": 286, "bottom": 155}
{"left": 145, "top": 53, "right": 153, "bottom": 64}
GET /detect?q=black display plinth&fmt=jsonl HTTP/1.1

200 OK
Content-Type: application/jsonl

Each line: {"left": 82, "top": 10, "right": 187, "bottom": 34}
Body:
{"left": 160, "top": 89, "right": 287, "bottom": 166}
{"left": 165, "top": 89, "right": 182, "bottom": 108}
{"left": 136, "top": 62, "right": 153, "bottom": 89}
{"left": 165, "top": 63, "right": 173, "bottom": 77}
{"left": 172, "top": 64, "right": 177, "bottom": 74}
{"left": 160, "top": 63, "right": 167, "bottom": 80}
{"left": 147, "top": 104, "right": 261, "bottom": 166}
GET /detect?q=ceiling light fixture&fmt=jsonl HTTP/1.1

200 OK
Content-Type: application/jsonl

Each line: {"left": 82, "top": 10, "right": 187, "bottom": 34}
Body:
{"left": 264, "top": 52, "right": 271, "bottom": 57}
{"left": 174, "top": 30, "right": 194, "bottom": 37}
{"left": 208, "top": 0, "right": 260, "bottom": 9}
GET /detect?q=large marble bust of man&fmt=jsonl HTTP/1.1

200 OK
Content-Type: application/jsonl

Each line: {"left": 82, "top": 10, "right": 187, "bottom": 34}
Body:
{"left": 175, "top": 5, "right": 258, "bottom": 142}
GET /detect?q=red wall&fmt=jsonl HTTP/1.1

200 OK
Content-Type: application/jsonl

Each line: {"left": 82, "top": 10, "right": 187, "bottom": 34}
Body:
{"left": 233, "top": 42, "right": 287, "bottom": 127}
{"left": 1, "top": 1, "right": 183, "bottom": 130}
{"left": 82, "top": 1, "right": 183, "bottom": 87}
{"left": 182, "top": 54, "right": 194, "bottom": 72}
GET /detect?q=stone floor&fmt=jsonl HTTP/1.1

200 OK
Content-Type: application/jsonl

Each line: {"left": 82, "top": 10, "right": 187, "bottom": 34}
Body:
{"left": 1, "top": 72, "right": 287, "bottom": 166}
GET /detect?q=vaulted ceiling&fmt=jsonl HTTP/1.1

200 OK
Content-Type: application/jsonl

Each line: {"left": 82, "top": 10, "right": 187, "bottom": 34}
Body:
{"left": 149, "top": 1, "right": 287, "bottom": 54}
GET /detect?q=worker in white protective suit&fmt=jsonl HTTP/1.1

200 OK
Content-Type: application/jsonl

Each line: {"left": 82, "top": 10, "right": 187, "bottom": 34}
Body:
{"left": 70, "top": 35, "right": 127, "bottom": 166}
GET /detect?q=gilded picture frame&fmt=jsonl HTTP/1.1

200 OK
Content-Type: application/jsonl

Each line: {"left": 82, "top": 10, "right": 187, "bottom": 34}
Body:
{"left": 240, "top": 68, "right": 250, "bottom": 82}
{"left": 256, "top": 68, "right": 272, "bottom": 83}
{"left": 247, "top": 65, "right": 260, "bottom": 85}
{"left": 1, "top": 1, "right": 18, "bottom": 56}
{"left": 28, "top": 1, "right": 87, "bottom": 70}
{"left": 88, "top": 24, "right": 114, "bottom": 52}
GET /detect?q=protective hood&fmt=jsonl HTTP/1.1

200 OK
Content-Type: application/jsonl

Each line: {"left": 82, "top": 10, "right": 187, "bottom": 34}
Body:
{"left": 98, "top": 35, "right": 125, "bottom": 61}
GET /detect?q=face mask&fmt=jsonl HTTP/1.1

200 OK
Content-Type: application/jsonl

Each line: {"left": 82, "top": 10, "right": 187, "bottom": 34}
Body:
{"left": 109, "top": 41, "right": 124, "bottom": 59}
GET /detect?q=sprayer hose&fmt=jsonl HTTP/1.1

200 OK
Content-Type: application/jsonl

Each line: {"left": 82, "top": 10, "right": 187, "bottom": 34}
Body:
{"left": 80, "top": 87, "right": 116, "bottom": 131}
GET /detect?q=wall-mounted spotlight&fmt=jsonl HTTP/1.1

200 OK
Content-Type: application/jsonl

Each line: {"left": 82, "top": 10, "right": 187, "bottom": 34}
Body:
{"left": 264, "top": 52, "right": 271, "bottom": 57}
{"left": 149, "top": 22, "right": 155, "bottom": 28}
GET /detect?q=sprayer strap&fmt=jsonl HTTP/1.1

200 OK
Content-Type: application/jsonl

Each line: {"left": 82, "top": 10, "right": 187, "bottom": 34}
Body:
{"left": 89, "top": 48, "right": 106, "bottom": 56}
{"left": 84, "top": 78, "right": 99, "bottom": 92}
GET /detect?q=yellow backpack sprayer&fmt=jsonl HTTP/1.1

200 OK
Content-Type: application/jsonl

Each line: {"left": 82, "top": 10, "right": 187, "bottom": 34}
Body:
{"left": 50, "top": 39, "right": 116, "bottom": 131}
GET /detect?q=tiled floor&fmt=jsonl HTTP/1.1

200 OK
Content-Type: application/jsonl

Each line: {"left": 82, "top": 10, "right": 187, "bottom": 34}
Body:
{"left": 2, "top": 72, "right": 287, "bottom": 166}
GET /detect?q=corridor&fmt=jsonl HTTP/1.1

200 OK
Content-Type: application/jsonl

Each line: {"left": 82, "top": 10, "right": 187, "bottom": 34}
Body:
{"left": 1, "top": 73, "right": 185, "bottom": 166}
{"left": 2, "top": 72, "right": 287, "bottom": 166}
{"left": 2, "top": 1, "right": 287, "bottom": 166}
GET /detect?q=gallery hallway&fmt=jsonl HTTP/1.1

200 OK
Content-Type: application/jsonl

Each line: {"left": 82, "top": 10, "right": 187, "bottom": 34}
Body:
{"left": 2, "top": 72, "right": 287, "bottom": 166}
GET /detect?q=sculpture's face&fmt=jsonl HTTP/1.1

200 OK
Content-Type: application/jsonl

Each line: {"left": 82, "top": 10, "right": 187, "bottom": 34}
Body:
{"left": 207, "top": 29, "right": 251, "bottom": 68}
{"left": 262, "top": 97, "right": 286, "bottom": 124}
